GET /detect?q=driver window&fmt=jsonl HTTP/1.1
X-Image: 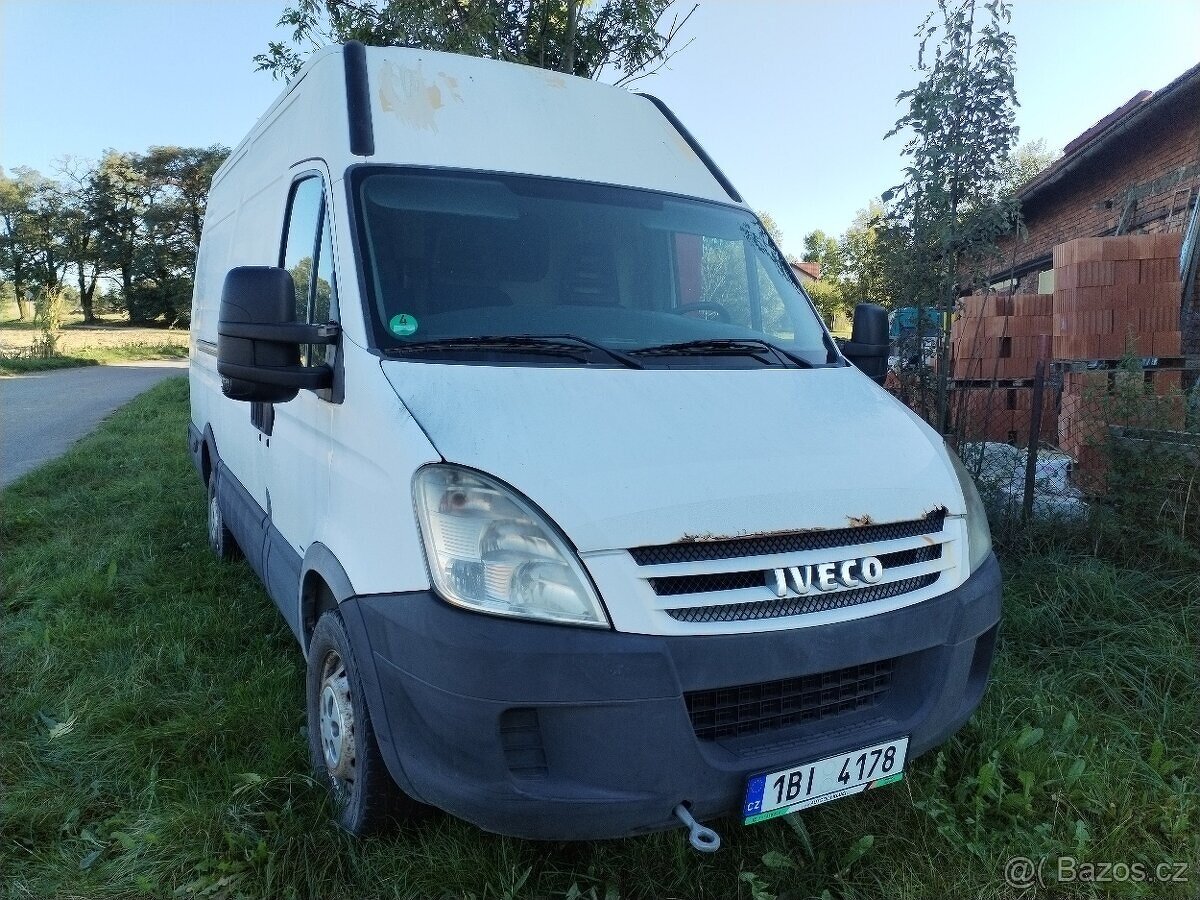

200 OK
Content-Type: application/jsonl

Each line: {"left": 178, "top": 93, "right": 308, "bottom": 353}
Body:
{"left": 280, "top": 176, "right": 338, "bottom": 368}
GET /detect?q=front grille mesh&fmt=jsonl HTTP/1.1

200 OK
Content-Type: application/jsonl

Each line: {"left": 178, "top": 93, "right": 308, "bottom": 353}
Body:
{"left": 685, "top": 658, "right": 896, "bottom": 741}
{"left": 650, "top": 545, "right": 942, "bottom": 597}
{"left": 630, "top": 510, "right": 946, "bottom": 566}
{"left": 666, "top": 573, "right": 939, "bottom": 623}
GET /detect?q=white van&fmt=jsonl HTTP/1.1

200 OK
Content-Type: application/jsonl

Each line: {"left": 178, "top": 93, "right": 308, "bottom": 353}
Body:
{"left": 189, "top": 42, "right": 1001, "bottom": 847}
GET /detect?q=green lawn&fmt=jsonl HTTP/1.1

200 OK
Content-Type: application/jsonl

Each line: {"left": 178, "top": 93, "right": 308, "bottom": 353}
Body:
{"left": 1, "top": 378, "right": 1196, "bottom": 899}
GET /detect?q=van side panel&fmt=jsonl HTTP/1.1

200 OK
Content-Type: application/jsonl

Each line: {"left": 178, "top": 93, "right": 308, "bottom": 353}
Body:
{"left": 191, "top": 50, "right": 442, "bottom": 629}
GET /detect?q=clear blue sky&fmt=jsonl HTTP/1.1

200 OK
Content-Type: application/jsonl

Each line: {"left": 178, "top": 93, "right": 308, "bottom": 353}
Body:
{"left": 2, "top": 0, "right": 1198, "bottom": 251}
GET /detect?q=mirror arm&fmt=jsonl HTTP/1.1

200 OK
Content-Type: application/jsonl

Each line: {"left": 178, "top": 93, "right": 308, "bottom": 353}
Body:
{"left": 217, "top": 360, "right": 333, "bottom": 389}
{"left": 218, "top": 322, "right": 340, "bottom": 344}
{"left": 840, "top": 340, "right": 889, "bottom": 358}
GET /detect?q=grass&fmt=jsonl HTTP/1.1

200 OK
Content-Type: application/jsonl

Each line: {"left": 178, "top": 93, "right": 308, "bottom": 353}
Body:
{"left": 0, "top": 341, "right": 188, "bottom": 375}
{"left": 1, "top": 378, "right": 1197, "bottom": 899}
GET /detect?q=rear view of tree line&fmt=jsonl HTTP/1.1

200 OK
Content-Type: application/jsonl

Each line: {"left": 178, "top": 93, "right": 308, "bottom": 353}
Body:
{"left": 0, "top": 146, "right": 228, "bottom": 327}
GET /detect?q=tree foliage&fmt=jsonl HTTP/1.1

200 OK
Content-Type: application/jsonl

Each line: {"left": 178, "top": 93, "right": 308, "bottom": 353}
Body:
{"left": 255, "top": 0, "right": 696, "bottom": 84}
{"left": 802, "top": 230, "right": 842, "bottom": 279}
{"left": 999, "top": 138, "right": 1058, "bottom": 197}
{"left": 798, "top": 203, "right": 892, "bottom": 328}
{"left": 0, "top": 146, "right": 227, "bottom": 326}
{"left": 880, "top": 0, "right": 1020, "bottom": 427}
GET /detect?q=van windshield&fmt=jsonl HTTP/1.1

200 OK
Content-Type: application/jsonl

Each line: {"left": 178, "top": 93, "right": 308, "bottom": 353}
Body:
{"left": 354, "top": 169, "right": 833, "bottom": 367}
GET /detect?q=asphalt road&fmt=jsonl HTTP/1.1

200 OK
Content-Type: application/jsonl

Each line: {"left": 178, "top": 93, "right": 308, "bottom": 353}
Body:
{"left": 0, "top": 361, "right": 188, "bottom": 487}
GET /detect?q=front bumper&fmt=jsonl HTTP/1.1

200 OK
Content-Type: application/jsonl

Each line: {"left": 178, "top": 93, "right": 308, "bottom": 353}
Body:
{"left": 341, "top": 552, "right": 1001, "bottom": 840}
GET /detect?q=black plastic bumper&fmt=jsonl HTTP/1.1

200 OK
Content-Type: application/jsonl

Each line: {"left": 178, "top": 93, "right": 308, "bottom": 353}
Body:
{"left": 340, "top": 552, "right": 1002, "bottom": 840}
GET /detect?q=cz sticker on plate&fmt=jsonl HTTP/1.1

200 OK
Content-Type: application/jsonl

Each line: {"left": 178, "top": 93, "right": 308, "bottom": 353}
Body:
{"left": 742, "top": 737, "right": 909, "bottom": 825}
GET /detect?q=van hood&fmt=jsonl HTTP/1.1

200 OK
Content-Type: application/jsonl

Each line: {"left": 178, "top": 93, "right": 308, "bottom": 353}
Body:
{"left": 381, "top": 361, "right": 964, "bottom": 552}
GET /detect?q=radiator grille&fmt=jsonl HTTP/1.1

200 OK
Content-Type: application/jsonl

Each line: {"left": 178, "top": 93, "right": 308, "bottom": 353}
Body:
{"left": 630, "top": 510, "right": 946, "bottom": 566}
{"left": 667, "top": 573, "right": 939, "bottom": 623}
{"left": 650, "top": 545, "right": 941, "bottom": 597}
{"left": 685, "top": 658, "right": 896, "bottom": 741}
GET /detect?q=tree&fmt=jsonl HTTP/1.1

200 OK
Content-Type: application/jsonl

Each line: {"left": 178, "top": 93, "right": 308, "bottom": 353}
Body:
{"left": 0, "top": 168, "right": 74, "bottom": 318}
{"left": 92, "top": 151, "right": 146, "bottom": 312}
{"left": 1000, "top": 138, "right": 1057, "bottom": 197}
{"left": 55, "top": 157, "right": 106, "bottom": 323}
{"left": 0, "top": 169, "right": 38, "bottom": 320}
{"left": 802, "top": 229, "right": 843, "bottom": 280}
{"left": 798, "top": 204, "right": 893, "bottom": 327}
{"left": 840, "top": 202, "right": 891, "bottom": 308}
{"left": 89, "top": 146, "right": 228, "bottom": 324}
{"left": 882, "top": 0, "right": 1020, "bottom": 429}
{"left": 255, "top": 0, "right": 696, "bottom": 85}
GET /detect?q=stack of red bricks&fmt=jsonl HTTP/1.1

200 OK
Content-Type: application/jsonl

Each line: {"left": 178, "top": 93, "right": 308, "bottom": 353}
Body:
{"left": 1052, "top": 232, "right": 1184, "bottom": 360}
{"left": 1058, "top": 367, "right": 1190, "bottom": 488}
{"left": 951, "top": 382, "right": 1060, "bottom": 444}
{"left": 949, "top": 293, "right": 1057, "bottom": 443}
{"left": 950, "top": 293, "right": 1054, "bottom": 381}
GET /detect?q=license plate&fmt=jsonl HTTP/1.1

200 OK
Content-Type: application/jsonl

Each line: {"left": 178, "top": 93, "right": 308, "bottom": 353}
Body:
{"left": 742, "top": 737, "right": 908, "bottom": 824}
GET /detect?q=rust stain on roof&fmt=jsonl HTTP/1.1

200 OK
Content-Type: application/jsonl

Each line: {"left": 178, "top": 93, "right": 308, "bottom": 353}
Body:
{"left": 379, "top": 61, "right": 462, "bottom": 132}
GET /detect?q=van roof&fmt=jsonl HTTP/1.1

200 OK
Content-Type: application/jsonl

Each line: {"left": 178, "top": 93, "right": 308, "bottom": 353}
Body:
{"left": 216, "top": 43, "right": 740, "bottom": 205}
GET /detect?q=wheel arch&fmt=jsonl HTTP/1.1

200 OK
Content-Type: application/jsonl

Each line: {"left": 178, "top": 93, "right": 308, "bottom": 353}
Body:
{"left": 300, "top": 543, "right": 356, "bottom": 653}
{"left": 201, "top": 424, "right": 220, "bottom": 486}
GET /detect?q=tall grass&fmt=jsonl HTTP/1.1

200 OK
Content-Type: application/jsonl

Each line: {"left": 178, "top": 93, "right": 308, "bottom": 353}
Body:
{"left": 2, "top": 378, "right": 1196, "bottom": 899}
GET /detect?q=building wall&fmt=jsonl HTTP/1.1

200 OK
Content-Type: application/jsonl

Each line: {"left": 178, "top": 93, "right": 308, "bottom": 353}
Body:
{"left": 996, "top": 87, "right": 1200, "bottom": 295}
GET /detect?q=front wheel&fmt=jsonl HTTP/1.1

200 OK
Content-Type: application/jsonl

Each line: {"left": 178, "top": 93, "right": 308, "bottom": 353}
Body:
{"left": 307, "top": 611, "right": 416, "bottom": 834}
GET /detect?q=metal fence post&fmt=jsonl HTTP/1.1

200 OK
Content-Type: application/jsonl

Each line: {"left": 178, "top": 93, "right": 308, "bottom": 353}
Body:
{"left": 1022, "top": 360, "right": 1047, "bottom": 522}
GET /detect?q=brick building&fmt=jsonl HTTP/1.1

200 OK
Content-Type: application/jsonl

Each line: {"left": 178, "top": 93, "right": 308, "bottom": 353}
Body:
{"left": 996, "top": 62, "right": 1200, "bottom": 297}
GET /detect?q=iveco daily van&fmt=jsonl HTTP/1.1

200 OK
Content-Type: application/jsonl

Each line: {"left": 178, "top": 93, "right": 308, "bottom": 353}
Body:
{"left": 189, "top": 42, "right": 1001, "bottom": 847}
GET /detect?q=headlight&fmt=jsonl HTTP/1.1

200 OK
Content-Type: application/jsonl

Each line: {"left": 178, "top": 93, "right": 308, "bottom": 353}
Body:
{"left": 413, "top": 465, "right": 609, "bottom": 628}
{"left": 947, "top": 448, "right": 993, "bottom": 574}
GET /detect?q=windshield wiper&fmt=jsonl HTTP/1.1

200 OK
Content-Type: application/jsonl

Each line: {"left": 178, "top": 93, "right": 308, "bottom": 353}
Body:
{"left": 535, "top": 333, "right": 645, "bottom": 369}
{"left": 630, "top": 338, "right": 814, "bottom": 368}
{"left": 386, "top": 334, "right": 643, "bottom": 369}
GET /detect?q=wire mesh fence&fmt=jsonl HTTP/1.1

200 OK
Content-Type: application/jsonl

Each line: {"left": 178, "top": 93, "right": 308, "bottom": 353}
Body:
{"left": 885, "top": 354, "right": 1200, "bottom": 548}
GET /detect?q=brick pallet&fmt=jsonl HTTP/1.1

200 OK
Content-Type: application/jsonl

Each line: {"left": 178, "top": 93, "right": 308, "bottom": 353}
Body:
{"left": 950, "top": 293, "right": 1053, "bottom": 381}
{"left": 949, "top": 383, "right": 1059, "bottom": 445}
{"left": 1052, "top": 232, "right": 1186, "bottom": 467}
{"left": 1052, "top": 232, "right": 1184, "bottom": 359}
{"left": 1057, "top": 367, "right": 1192, "bottom": 486}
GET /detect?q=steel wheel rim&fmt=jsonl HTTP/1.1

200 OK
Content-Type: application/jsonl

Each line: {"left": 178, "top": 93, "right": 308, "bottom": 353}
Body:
{"left": 208, "top": 493, "right": 221, "bottom": 549}
{"left": 318, "top": 651, "right": 356, "bottom": 793}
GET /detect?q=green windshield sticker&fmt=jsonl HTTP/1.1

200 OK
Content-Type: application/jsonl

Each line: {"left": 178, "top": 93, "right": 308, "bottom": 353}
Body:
{"left": 389, "top": 313, "right": 418, "bottom": 336}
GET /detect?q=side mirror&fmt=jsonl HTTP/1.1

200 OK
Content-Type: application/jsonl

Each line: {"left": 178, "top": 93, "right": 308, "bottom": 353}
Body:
{"left": 840, "top": 303, "right": 890, "bottom": 384}
{"left": 217, "top": 267, "right": 337, "bottom": 403}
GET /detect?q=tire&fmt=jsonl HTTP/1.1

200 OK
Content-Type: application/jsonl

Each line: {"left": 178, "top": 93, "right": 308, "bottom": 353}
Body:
{"left": 206, "top": 469, "right": 241, "bottom": 561}
{"left": 307, "top": 611, "right": 414, "bottom": 834}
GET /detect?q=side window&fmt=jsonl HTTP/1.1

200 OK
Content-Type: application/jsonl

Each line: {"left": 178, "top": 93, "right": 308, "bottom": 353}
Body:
{"left": 312, "top": 213, "right": 339, "bottom": 365}
{"left": 280, "top": 176, "right": 339, "bottom": 368}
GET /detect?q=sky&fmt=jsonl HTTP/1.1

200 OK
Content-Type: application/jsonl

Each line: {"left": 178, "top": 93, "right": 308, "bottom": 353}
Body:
{"left": 2, "top": 0, "right": 1198, "bottom": 252}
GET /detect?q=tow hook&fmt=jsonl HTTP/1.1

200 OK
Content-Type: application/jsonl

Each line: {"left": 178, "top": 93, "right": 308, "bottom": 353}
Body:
{"left": 673, "top": 803, "right": 721, "bottom": 853}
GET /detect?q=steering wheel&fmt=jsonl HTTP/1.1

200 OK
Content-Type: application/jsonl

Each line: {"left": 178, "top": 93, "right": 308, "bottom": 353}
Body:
{"left": 673, "top": 302, "right": 732, "bottom": 324}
